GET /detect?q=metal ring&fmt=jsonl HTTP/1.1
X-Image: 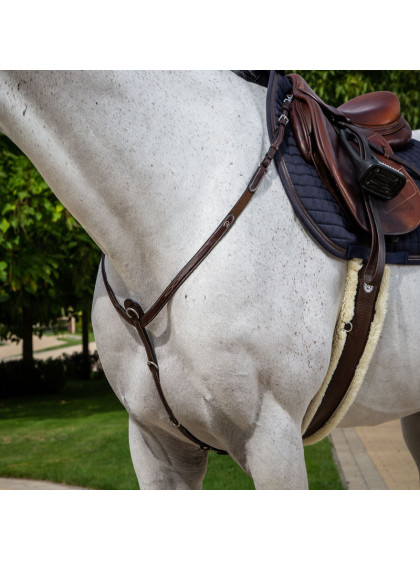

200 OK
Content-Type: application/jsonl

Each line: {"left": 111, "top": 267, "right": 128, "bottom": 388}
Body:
{"left": 126, "top": 307, "right": 140, "bottom": 320}
{"left": 343, "top": 322, "right": 353, "bottom": 333}
{"left": 147, "top": 361, "right": 159, "bottom": 370}
{"left": 171, "top": 418, "right": 181, "bottom": 428}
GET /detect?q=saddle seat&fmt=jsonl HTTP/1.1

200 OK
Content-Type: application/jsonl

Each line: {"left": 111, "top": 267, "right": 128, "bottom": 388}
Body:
{"left": 340, "top": 91, "right": 405, "bottom": 129}
{"left": 339, "top": 91, "right": 411, "bottom": 149}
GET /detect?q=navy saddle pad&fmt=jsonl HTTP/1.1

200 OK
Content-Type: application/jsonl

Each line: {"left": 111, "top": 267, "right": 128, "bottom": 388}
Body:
{"left": 266, "top": 71, "right": 420, "bottom": 265}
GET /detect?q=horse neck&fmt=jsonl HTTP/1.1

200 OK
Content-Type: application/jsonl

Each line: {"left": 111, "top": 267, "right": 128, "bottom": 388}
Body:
{"left": 0, "top": 70, "right": 267, "bottom": 300}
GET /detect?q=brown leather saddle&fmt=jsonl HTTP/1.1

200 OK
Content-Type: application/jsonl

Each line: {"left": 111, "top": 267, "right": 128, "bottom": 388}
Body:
{"left": 287, "top": 73, "right": 420, "bottom": 287}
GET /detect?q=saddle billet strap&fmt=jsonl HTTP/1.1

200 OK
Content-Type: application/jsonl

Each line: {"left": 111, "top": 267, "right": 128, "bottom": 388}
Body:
{"left": 101, "top": 92, "right": 294, "bottom": 455}
{"left": 302, "top": 262, "right": 381, "bottom": 439}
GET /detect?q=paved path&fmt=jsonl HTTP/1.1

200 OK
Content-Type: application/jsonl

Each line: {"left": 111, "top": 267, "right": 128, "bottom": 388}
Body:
{"left": 0, "top": 335, "right": 96, "bottom": 361}
{"left": 0, "top": 478, "right": 86, "bottom": 490}
{"left": 34, "top": 341, "right": 97, "bottom": 360}
{"left": 330, "top": 420, "right": 419, "bottom": 490}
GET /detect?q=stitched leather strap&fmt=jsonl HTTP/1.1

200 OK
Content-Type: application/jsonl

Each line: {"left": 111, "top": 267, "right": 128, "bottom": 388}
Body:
{"left": 363, "top": 192, "right": 386, "bottom": 287}
{"left": 139, "top": 97, "right": 293, "bottom": 328}
{"left": 101, "top": 89, "right": 293, "bottom": 454}
{"left": 101, "top": 255, "right": 228, "bottom": 454}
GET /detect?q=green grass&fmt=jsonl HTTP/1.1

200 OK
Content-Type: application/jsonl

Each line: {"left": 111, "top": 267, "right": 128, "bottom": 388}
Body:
{"left": 304, "top": 437, "right": 344, "bottom": 489}
{"left": 0, "top": 381, "right": 344, "bottom": 489}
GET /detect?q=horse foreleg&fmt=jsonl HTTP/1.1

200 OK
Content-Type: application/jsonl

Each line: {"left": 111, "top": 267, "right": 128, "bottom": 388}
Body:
{"left": 401, "top": 412, "right": 420, "bottom": 484}
{"left": 239, "top": 395, "right": 308, "bottom": 490}
{"left": 128, "top": 417, "right": 209, "bottom": 490}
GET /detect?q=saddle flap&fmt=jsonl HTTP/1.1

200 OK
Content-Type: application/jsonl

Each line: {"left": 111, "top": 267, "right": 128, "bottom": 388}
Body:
{"left": 289, "top": 98, "right": 313, "bottom": 163}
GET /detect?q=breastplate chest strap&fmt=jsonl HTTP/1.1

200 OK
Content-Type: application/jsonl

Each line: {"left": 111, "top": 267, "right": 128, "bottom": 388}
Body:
{"left": 101, "top": 93, "right": 294, "bottom": 455}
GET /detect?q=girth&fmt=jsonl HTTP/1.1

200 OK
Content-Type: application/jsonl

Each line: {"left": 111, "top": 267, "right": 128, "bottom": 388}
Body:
{"left": 101, "top": 93, "right": 294, "bottom": 455}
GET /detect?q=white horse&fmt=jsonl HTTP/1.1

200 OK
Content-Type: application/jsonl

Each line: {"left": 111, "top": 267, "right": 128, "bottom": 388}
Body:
{"left": 0, "top": 70, "right": 419, "bottom": 489}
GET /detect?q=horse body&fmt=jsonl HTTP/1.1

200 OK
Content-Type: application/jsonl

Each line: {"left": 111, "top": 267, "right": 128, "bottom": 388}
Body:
{"left": 0, "top": 70, "right": 419, "bottom": 489}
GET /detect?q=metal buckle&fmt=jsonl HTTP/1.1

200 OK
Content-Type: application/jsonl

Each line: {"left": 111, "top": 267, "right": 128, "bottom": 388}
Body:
{"left": 363, "top": 283, "right": 374, "bottom": 294}
{"left": 147, "top": 361, "right": 159, "bottom": 370}
{"left": 283, "top": 93, "right": 294, "bottom": 103}
{"left": 126, "top": 307, "right": 140, "bottom": 320}
{"left": 278, "top": 113, "right": 289, "bottom": 126}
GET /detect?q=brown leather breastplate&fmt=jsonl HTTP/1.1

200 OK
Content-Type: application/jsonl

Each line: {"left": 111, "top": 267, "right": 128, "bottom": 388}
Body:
{"left": 101, "top": 93, "right": 294, "bottom": 454}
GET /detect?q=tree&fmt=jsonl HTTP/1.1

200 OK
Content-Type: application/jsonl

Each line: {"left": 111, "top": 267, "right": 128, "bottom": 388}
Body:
{"left": 57, "top": 222, "right": 100, "bottom": 378}
{"left": 0, "top": 135, "right": 101, "bottom": 369}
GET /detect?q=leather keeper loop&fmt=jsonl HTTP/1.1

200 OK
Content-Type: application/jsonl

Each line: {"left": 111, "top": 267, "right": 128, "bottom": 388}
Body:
{"left": 248, "top": 164, "right": 268, "bottom": 192}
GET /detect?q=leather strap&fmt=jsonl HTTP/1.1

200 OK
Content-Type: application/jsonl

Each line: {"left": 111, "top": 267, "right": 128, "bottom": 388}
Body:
{"left": 302, "top": 263, "right": 381, "bottom": 439}
{"left": 387, "top": 151, "right": 420, "bottom": 179}
{"left": 101, "top": 88, "right": 293, "bottom": 454}
{"left": 363, "top": 192, "right": 386, "bottom": 287}
{"left": 102, "top": 254, "right": 228, "bottom": 454}
{"left": 124, "top": 298, "right": 229, "bottom": 452}
{"left": 140, "top": 96, "right": 293, "bottom": 328}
